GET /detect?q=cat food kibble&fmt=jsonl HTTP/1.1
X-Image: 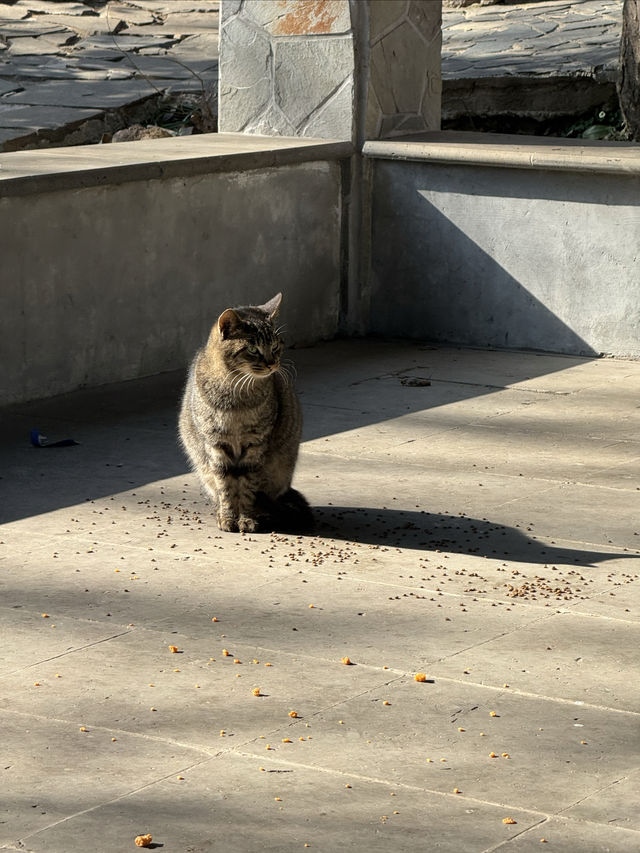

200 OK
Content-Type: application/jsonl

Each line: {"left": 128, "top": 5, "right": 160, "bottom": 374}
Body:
{"left": 168, "top": 645, "right": 179, "bottom": 653}
{"left": 414, "top": 673, "right": 427, "bottom": 682}
{"left": 341, "top": 656, "right": 353, "bottom": 665}
{"left": 134, "top": 834, "right": 153, "bottom": 847}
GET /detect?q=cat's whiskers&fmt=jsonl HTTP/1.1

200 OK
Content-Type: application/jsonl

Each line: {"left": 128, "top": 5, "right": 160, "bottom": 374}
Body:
{"left": 231, "top": 371, "right": 251, "bottom": 397}
{"left": 282, "top": 359, "right": 297, "bottom": 380}
{"left": 225, "top": 367, "right": 244, "bottom": 387}
{"left": 276, "top": 365, "right": 292, "bottom": 387}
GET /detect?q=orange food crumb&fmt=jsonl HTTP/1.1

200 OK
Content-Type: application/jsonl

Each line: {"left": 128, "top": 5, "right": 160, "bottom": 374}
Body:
{"left": 341, "top": 656, "right": 353, "bottom": 665}
{"left": 288, "top": 710, "right": 299, "bottom": 718}
{"left": 79, "top": 726, "right": 87, "bottom": 732}
{"left": 308, "top": 604, "right": 315, "bottom": 608}
{"left": 490, "top": 711, "right": 498, "bottom": 717}
{"left": 453, "top": 788, "right": 461, "bottom": 794}
{"left": 414, "top": 673, "right": 428, "bottom": 682}
{"left": 222, "top": 649, "right": 230, "bottom": 656}
{"left": 41, "top": 614, "right": 49, "bottom": 619}
{"left": 502, "top": 753, "right": 511, "bottom": 758}
{"left": 502, "top": 817, "right": 517, "bottom": 825}
{"left": 134, "top": 835, "right": 153, "bottom": 848}
{"left": 264, "top": 662, "right": 273, "bottom": 667}
{"left": 233, "top": 659, "right": 241, "bottom": 664}
{"left": 345, "top": 784, "right": 352, "bottom": 789}
{"left": 252, "top": 687, "right": 261, "bottom": 696}
{"left": 274, "top": 797, "right": 282, "bottom": 802}
{"left": 383, "top": 700, "right": 391, "bottom": 706}
{"left": 168, "top": 645, "right": 179, "bottom": 653}
{"left": 458, "top": 727, "right": 465, "bottom": 732}
{"left": 211, "top": 617, "right": 219, "bottom": 622}
{"left": 489, "top": 752, "right": 498, "bottom": 758}
{"left": 282, "top": 738, "right": 292, "bottom": 743}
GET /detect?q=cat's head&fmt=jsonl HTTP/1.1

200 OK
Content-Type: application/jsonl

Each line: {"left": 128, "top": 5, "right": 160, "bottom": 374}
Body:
{"left": 209, "top": 293, "right": 285, "bottom": 381}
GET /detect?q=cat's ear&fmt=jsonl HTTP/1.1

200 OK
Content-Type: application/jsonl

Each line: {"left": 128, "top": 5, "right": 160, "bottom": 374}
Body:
{"left": 218, "top": 308, "right": 240, "bottom": 339}
{"left": 260, "top": 292, "right": 282, "bottom": 319}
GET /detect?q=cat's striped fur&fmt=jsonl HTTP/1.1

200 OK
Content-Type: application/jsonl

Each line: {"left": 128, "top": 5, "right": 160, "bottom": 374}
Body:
{"left": 178, "top": 293, "right": 311, "bottom": 533}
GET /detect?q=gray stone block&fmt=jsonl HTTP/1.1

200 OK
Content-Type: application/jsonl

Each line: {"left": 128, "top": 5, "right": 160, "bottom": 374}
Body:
{"left": 302, "top": 79, "right": 353, "bottom": 138}
{"left": 218, "top": 14, "right": 271, "bottom": 132}
{"left": 220, "top": 0, "right": 243, "bottom": 23}
{"left": 369, "top": 0, "right": 405, "bottom": 41}
{"left": 274, "top": 37, "right": 353, "bottom": 130}
{"left": 244, "top": 100, "right": 297, "bottom": 136}
{"left": 408, "top": 0, "right": 442, "bottom": 44}
{"left": 372, "top": 21, "right": 431, "bottom": 115}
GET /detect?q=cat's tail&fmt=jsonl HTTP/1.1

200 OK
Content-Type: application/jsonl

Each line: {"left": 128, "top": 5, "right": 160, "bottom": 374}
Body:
{"left": 257, "top": 488, "right": 314, "bottom": 534}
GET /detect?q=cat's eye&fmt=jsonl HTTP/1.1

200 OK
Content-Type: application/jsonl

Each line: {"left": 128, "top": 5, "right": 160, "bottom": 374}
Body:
{"left": 246, "top": 345, "right": 259, "bottom": 355}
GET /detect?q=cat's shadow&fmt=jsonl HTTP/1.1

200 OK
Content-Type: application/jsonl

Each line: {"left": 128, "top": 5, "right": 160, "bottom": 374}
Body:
{"left": 312, "top": 505, "right": 636, "bottom": 568}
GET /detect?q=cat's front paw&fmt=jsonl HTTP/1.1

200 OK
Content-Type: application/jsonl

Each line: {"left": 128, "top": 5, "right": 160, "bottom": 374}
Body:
{"left": 237, "top": 515, "right": 259, "bottom": 533}
{"left": 217, "top": 512, "right": 239, "bottom": 532}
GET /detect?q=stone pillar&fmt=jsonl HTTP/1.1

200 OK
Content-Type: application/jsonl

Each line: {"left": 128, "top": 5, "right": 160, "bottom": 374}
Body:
{"left": 365, "top": 1, "right": 442, "bottom": 139}
{"left": 219, "top": 0, "right": 442, "bottom": 140}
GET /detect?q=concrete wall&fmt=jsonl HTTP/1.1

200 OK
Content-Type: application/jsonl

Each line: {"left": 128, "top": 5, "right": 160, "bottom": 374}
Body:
{"left": 366, "top": 140, "right": 640, "bottom": 358}
{"left": 0, "top": 144, "right": 346, "bottom": 405}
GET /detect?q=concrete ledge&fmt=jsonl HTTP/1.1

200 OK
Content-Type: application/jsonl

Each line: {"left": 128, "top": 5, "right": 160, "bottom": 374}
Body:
{"left": 0, "top": 133, "right": 353, "bottom": 197}
{"left": 364, "top": 131, "right": 640, "bottom": 175}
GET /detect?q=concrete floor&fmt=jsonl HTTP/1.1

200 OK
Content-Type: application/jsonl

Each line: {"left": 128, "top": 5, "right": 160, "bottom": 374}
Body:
{"left": 1, "top": 339, "right": 639, "bottom": 852}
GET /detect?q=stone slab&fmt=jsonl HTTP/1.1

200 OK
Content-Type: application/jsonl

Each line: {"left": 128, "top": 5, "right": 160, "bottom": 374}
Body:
{"left": 240, "top": 678, "right": 640, "bottom": 816}
{"left": 10, "top": 752, "right": 540, "bottom": 853}
{"left": 14, "top": 0, "right": 93, "bottom": 14}
{"left": 0, "top": 711, "right": 205, "bottom": 847}
{"left": 1, "top": 341, "right": 640, "bottom": 852}
{"left": 0, "top": 605, "right": 132, "bottom": 676}
{"left": 4, "top": 79, "right": 159, "bottom": 108}
{"left": 6, "top": 34, "right": 76, "bottom": 57}
{"left": 0, "top": 80, "right": 23, "bottom": 96}
{"left": 0, "top": 103, "right": 101, "bottom": 130}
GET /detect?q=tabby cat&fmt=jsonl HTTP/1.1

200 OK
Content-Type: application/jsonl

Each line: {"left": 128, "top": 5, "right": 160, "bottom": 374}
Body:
{"left": 179, "top": 293, "right": 312, "bottom": 533}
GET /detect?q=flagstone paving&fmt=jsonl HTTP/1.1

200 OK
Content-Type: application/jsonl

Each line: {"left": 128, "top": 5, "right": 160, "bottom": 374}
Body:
{"left": 1, "top": 338, "right": 639, "bottom": 851}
